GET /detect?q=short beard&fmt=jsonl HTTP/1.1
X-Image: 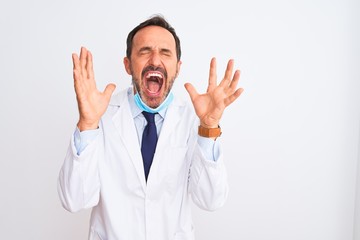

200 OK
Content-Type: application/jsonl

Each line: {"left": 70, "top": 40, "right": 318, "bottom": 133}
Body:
{"left": 132, "top": 75, "right": 176, "bottom": 108}
{"left": 130, "top": 65, "right": 178, "bottom": 108}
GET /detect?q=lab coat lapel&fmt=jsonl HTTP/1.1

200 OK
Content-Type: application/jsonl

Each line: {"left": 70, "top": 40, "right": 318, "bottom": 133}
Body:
{"left": 147, "top": 102, "right": 182, "bottom": 184}
{"left": 156, "top": 103, "right": 181, "bottom": 149}
{"left": 111, "top": 91, "right": 147, "bottom": 191}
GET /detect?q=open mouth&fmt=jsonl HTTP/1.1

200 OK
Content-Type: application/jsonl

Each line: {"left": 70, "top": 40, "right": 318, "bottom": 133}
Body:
{"left": 144, "top": 71, "right": 164, "bottom": 95}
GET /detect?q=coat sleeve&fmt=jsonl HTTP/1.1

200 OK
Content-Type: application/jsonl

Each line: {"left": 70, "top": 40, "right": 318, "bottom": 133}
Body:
{"left": 188, "top": 136, "right": 229, "bottom": 211}
{"left": 57, "top": 127, "right": 103, "bottom": 213}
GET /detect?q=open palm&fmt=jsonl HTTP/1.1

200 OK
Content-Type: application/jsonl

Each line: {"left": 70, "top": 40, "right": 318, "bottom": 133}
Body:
{"left": 184, "top": 58, "right": 243, "bottom": 128}
{"left": 73, "top": 47, "right": 116, "bottom": 131}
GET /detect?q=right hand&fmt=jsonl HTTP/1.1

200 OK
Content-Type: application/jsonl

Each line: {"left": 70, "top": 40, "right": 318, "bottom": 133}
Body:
{"left": 72, "top": 47, "right": 116, "bottom": 131}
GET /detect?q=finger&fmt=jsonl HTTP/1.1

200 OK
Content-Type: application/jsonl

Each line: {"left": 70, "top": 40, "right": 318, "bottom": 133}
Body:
{"left": 86, "top": 50, "right": 94, "bottom": 80}
{"left": 224, "top": 88, "right": 244, "bottom": 107}
{"left": 72, "top": 53, "right": 80, "bottom": 80}
{"left": 219, "top": 59, "right": 234, "bottom": 88}
{"left": 228, "top": 69, "right": 241, "bottom": 92}
{"left": 207, "top": 57, "right": 217, "bottom": 92}
{"left": 103, "top": 83, "right": 116, "bottom": 100}
{"left": 80, "top": 47, "right": 88, "bottom": 79}
{"left": 72, "top": 53, "right": 83, "bottom": 92}
{"left": 86, "top": 51, "right": 96, "bottom": 89}
{"left": 72, "top": 53, "right": 80, "bottom": 71}
{"left": 184, "top": 83, "right": 199, "bottom": 102}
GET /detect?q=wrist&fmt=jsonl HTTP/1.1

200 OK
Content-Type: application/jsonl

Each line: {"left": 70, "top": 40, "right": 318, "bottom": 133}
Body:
{"left": 200, "top": 121, "right": 219, "bottom": 129}
{"left": 77, "top": 120, "right": 99, "bottom": 132}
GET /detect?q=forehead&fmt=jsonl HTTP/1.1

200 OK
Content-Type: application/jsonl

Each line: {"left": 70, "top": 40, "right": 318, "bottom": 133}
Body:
{"left": 132, "top": 25, "right": 176, "bottom": 50}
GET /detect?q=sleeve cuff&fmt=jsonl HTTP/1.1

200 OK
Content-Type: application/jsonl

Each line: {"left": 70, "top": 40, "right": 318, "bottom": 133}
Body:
{"left": 197, "top": 136, "right": 221, "bottom": 162}
{"left": 74, "top": 127, "right": 100, "bottom": 155}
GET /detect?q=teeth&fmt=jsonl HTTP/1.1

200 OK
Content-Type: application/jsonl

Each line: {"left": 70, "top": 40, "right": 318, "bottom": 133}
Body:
{"left": 146, "top": 72, "right": 163, "bottom": 79}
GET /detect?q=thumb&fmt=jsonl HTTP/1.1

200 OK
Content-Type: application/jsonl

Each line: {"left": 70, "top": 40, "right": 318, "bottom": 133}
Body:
{"left": 104, "top": 83, "right": 116, "bottom": 99}
{"left": 184, "top": 83, "right": 198, "bottom": 101}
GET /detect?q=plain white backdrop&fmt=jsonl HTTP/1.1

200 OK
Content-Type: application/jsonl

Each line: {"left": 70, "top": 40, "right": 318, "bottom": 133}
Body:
{"left": 0, "top": 0, "right": 359, "bottom": 239}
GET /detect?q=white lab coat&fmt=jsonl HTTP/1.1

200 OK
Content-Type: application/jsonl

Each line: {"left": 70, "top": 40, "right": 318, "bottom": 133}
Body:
{"left": 58, "top": 88, "right": 228, "bottom": 240}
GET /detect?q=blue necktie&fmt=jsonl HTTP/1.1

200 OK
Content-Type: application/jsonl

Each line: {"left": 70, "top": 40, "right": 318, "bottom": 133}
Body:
{"left": 141, "top": 112, "right": 158, "bottom": 181}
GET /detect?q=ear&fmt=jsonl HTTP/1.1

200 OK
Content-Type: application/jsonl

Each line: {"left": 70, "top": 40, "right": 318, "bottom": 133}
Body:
{"left": 176, "top": 60, "right": 182, "bottom": 78}
{"left": 123, "top": 57, "right": 131, "bottom": 75}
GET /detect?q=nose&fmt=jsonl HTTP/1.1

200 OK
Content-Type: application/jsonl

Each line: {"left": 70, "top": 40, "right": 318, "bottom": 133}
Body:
{"left": 148, "top": 52, "right": 162, "bottom": 67}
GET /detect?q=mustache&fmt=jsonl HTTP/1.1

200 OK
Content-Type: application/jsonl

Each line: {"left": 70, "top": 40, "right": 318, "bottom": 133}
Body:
{"left": 141, "top": 65, "right": 167, "bottom": 79}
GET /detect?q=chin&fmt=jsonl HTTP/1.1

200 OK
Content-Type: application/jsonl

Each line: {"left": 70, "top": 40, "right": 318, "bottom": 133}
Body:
{"left": 144, "top": 89, "right": 168, "bottom": 106}
{"left": 142, "top": 97, "right": 159, "bottom": 108}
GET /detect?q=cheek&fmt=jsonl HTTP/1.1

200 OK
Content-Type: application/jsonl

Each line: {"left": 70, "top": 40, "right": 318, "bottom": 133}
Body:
{"left": 129, "top": 58, "right": 147, "bottom": 76}
{"left": 131, "top": 66, "right": 144, "bottom": 80}
{"left": 167, "top": 66, "right": 179, "bottom": 80}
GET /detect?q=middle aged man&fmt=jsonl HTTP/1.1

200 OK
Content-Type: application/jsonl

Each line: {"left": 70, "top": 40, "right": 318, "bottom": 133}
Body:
{"left": 58, "top": 15, "right": 243, "bottom": 240}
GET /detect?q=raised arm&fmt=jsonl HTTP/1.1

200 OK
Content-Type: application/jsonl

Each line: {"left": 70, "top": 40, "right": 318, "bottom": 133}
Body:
{"left": 185, "top": 58, "right": 243, "bottom": 210}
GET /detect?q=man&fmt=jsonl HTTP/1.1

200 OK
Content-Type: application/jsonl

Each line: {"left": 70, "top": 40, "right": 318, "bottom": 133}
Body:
{"left": 58, "top": 15, "right": 243, "bottom": 240}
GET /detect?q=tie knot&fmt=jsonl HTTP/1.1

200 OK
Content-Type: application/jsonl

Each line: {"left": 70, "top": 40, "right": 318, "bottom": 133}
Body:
{"left": 142, "top": 111, "right": 156, "bottom": 123}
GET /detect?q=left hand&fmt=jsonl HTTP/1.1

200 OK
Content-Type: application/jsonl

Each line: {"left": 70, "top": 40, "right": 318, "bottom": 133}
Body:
{"left": 184, "top": 57, "right": 243, "bottom": 128}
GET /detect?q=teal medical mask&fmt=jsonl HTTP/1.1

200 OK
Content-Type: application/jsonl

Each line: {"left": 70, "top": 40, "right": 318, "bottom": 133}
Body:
{"left": 134, "top": 92, "right": 174, "bottom": 113}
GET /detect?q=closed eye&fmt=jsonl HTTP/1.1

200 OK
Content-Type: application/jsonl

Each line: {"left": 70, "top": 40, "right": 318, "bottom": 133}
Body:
{"left": 137, "top": 47, "right": 173, "bottom": 58}
{"left": 138, "top": 47, "right": 152, "bottom": 56}
{"left": 160, "top": 49, "right": 172, "bottom": 57}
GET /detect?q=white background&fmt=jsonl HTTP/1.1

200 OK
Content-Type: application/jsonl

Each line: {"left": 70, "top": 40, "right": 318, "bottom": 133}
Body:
{"left": 0, "top": 0, "right": 359, "bottom": 239}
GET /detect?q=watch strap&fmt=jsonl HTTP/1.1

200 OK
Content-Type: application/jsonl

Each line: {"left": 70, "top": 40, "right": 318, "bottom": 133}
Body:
{"left": 198, "top": 125, "right": 222, "bottom": 138}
